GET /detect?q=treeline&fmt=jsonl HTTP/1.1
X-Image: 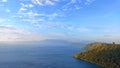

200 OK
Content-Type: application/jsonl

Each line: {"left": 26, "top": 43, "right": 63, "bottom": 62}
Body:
{"left": 74, "top": 42, "right": 120, "bottom": 68}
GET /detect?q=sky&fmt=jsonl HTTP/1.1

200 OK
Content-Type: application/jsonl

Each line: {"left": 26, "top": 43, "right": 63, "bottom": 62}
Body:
{"left": 0, "top": 0, "right": 120, "bottom": 42}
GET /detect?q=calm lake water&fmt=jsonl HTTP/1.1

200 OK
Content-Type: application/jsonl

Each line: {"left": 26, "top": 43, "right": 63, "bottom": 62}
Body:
{"left": 0, "top": 42, "right": 101, "bottom": 68}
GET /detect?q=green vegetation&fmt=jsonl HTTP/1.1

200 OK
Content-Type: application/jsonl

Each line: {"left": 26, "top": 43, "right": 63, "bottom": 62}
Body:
{"left": 74, "top": 42, "right": 120, "bottom": 68}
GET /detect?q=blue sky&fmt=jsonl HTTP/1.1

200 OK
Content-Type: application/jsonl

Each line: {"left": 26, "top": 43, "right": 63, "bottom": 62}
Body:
{"left": 0, "top": 0, "right": 120, "bottom": 42}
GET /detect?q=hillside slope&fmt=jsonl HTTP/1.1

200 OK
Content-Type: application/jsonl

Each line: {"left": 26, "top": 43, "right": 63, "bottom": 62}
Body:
{"left": 74, "top": 42, "right": 120, "bottom": 68}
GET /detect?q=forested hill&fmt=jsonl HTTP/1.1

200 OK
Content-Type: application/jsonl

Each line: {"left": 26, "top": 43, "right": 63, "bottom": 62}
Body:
{"left": 74, "top": 42, "right": 120, "bottom": 68}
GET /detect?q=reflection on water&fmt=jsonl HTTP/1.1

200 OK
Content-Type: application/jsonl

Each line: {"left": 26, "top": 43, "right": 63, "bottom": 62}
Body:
{"left": 0, "top": 43, "right": 101, "bottom": 68}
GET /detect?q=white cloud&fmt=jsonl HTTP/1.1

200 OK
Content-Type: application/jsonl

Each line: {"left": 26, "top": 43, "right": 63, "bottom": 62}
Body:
{"left": 62, "top": 0, "right": 82, "bottom": 11}
{"left": 19, "top": 3, "right": 34, "bottom": 13}
{"left": 5, "top": 8, "right": 10, "bottom": 13}
{"left": 0, "top": 25, "right": 75, "bottom": 42}
{"left": 16, "top": 0, "right": 96, "bottom": 24}
{"left": 77, "top": 27, "right": 92, "bottom": 32}
{"left": 34, "top": 22, "right": 73, "bottom": 30}
{"left": 31, "top": 0, "right": 58, "bottom": 6}
{"left": 74, "top": 5, "right": 82, "bottom": 10}
{"left": 29, "top": 4, "right": 34, "bottom": 8}
{"left": 85, "top": 0, "right": 95, "bottom": 5}
{"left": 0, "top": 18, "right": 5, "bottom": 23}
{"left": 19, "top": 7, "right": 27, "bottom": 12}
{"left": 16, "top": 9, "right": 60, "bottom": 25}
{"left": 0, "top": 25, "right": 46, "bottom": 42}
{"left": 17, "top": 11, "right": 39, "bottom": 18}
{"left": 45, "top": 0, "right": 55, "bottom": 5}
{"left": 22, "top": 18, "right": 45, "bottom": 24}
{"left": 71, "top": 0, "right": 77, "bottom": 3}
{"left": 31, "top": 0, "right": 43, "bottom": 6}
{"left": 20, "top": 3, "right": 34, "bottom": 8}
{"left": 30, "top": 0, "right": 95, "bottom": 7}
{"left": 47, "top": 13, "right": 59, "bottom": 20}
{"left": 15, "top": 10, "right": 46, "bottom": 25}
{"left": 20, "top": 3, "right": 27, "bottom": 7}
{"left": 14, "top": 0, "right": 96, "bottom": 31}
{"left": 2, "top": 0, "right": 7, "bottom": 2}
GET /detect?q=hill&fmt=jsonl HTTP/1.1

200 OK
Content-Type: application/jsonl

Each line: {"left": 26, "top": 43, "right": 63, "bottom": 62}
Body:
{"left": 74, "top": 42, "right": 120, "bottom": 68}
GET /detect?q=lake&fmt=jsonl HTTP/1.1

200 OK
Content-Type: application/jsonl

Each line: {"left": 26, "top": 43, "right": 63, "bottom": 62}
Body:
{"left": 0, "top": 42, "right": 101, "bottom": 68}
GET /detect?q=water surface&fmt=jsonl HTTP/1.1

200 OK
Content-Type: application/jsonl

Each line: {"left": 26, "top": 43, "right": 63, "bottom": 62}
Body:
{"left": 0, "top": 43, "right": 101, "bottom": 68}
